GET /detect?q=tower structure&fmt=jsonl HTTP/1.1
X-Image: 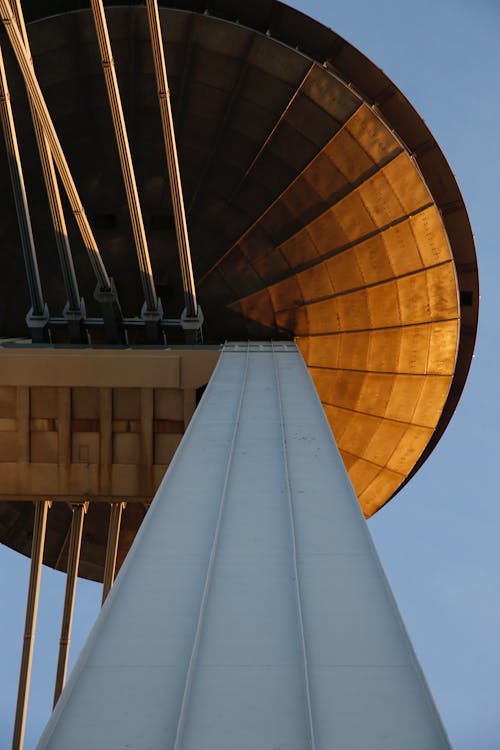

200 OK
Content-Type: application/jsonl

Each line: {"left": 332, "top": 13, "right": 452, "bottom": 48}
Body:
{"left": 0, "top": 1, "right": 478, "bottom": 748}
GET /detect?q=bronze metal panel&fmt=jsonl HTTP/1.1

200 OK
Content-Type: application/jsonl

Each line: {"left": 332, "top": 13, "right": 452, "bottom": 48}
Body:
{"left": 359, "top": 469, "right": 405, "bottom": 517}
{"left": 326, "top": 250, "right": 366, "bottom": 294}
{"left": 350, "top": 234, "right": 394, "bottom": 285}
{"left": 279, "top": 228, "right": 321, "bottom": 269}
{"left": 427, "top": 321, "right": 460, "bottom": 374}
{"left": 335, "top": 411, "right": 385, "bottom": 457}
{"left": 412, "top": 377, "right": 454, "bottom": 427}
{"left": 340, "top": 452, "right": 383, "bottom": 497}
{"left": 411, "top": 207, "right": 453, "bottom": 265}
{"left": 386, "top": 425, "right": 434, "bottom": 474}
{"left": 345, "top": 104, "right": 402, "bottom": 164}
{"left": 384, "top": 376, "right": 428, "bottom": 424}
{"left": 367, "top": 328, "right": 403, "bottom": 372}
{"left": 362, "top": 420, "right": 409, "bottom": 466}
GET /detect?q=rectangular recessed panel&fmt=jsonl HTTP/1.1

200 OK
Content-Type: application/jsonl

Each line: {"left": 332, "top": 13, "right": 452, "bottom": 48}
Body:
{"left": 30, "top": 432, "right": 58, "bottom": 464}
{"left": 113, "top": 433, "right": 141, "bottom": 465}
{"left": 72, "top": 387, "right": 99, "bottom": 419}
{"left": 0, "top": 386, "right": 16, "bottom": 418}
{"left": 72, "top": 433, "right": 99, "bottom": 465}
{"left": 113, "top": 389, "right": 141, "bottom": 420}
{"left": 0, "top": 433, "right": 18, "bottom": 462}
{"left": 154, "top": 389, "right": 184, "bottom": 421}
{"left": 30, "top": 387, "right": 58, "bottom": 419}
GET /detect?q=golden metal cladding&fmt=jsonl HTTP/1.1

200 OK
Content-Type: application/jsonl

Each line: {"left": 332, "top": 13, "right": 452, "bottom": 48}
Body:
{"left": 223, "top": 104, "right": 460, "bottom": 517}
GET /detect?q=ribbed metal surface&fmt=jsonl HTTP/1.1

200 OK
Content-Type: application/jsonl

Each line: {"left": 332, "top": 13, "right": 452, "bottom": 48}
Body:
{"left": 38, "top": 343, "right": 451, "bottom": 749}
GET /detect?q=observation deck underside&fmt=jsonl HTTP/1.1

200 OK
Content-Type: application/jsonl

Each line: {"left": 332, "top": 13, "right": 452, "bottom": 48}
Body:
{"left": 0, "top": 1, "right": 478, "bottom": 576}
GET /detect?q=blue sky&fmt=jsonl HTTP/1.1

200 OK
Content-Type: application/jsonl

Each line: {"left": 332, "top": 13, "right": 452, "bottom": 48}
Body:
{"left": 1, "top": 1, "right": 499, "bottom": 748}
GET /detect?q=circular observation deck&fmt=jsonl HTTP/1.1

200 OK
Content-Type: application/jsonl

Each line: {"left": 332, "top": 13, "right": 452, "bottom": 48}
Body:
{"left": 0, "top": 1, "right": 478, "bottom": 580}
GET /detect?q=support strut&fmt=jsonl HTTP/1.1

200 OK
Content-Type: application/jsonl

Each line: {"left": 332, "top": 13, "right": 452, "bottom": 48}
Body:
{"left": 91, "top": 0, "right": 163, "bottom": 343}
{"left": 146, "top": 0, "right": 203, "bottom": 339}
{"left": 0, "top": 0, "right": 125, "bottom": 343}
{"left": 10, "top": 0, "right": 87, "bottom": 343}
{"left": 102, "top": 501, "right": 126, "bottom": 605}
{"left": 12, "top": 500, "right": 50, "bottom": 750}
{"left": 0, "top": 43, "right": 48, "bottom": 342}
{"left": 53, "top": 503, "right": 87, "bottom": 707}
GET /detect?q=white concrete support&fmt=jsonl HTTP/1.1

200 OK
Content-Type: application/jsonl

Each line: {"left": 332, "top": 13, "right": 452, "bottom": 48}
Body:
{"left": 37, "top": 343, "right": 451, "bottom": 749}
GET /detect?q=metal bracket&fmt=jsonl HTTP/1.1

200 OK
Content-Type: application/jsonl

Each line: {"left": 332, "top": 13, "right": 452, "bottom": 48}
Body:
{"left": 25, "top": 303, "right": 50, "bottom": 343}
{"left": 94, "top": 279, "right": 127, "bottom": 345}
{"left": 181, "top": 304, "right": 204, "bottom": 343}
{"left": 141, "top": 297, "right": 165, "bottom": 344}
{"left": 62, "top": 297, "right": 89, "bottom": 344}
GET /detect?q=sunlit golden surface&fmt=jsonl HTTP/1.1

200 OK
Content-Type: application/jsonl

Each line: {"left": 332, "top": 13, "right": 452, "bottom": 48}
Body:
{"left": 211, "top": 104, "right": 460, "bottom": 515}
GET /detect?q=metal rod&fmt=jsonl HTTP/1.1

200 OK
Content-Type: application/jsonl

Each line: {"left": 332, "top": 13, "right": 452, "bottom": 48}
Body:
{"left": 197, "top": 99, "right": 362, "bottom": 286}
{"left": 12, "top": 500, "right": 49, "bottom": 750}
{"left": 10, "top": 0, "right": 85, "bottom": 338}
{"left": 91, "top": 0, "right": 158, "bottom": 314}
{"left": 146, "top": 0, "right": 198, "bottom": 318}
{"left": 102, "top": 501, "right": 125, "bottom": 604}
{"left": 0, "top": 0, "right": 112, "bottom": 293}
{"left": 0, "top": 44, "right": 45, "bottom": 319}
{"left": 53, "top": 502, "right": 87, "bottom": 707}
{"left": 229, "top": 63, "right": 315, "bottom": 201}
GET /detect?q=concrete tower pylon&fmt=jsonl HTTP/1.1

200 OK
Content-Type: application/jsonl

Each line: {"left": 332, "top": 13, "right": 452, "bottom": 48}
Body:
{"left": 38, "top": 343, "right": 451, "bottom": 749}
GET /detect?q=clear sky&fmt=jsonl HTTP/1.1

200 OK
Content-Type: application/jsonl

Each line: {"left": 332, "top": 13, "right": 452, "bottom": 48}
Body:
{"left": 0, "top": 1, "right": 499, "bottom": 748}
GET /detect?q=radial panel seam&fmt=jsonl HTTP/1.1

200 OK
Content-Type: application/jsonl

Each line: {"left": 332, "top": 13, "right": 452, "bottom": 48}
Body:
{"left": 229, "top": 63, "right": 315, "bottom": 200}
